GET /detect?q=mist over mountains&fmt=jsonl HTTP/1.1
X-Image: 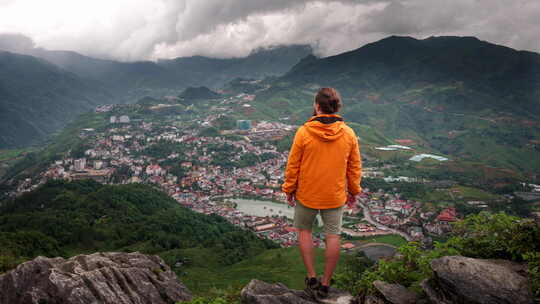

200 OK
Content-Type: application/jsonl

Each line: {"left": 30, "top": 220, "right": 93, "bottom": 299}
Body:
{"left": 0, "top": 51, "right": 112, "bottom": 148}
{"left": 1, "top": 33, "right": 540, "bottom": 176}
{"left": 1, "top": 32, "right": 540, "bottom": 303}
{"left": 0, "top": 34, "right": 312, "bottom": 148}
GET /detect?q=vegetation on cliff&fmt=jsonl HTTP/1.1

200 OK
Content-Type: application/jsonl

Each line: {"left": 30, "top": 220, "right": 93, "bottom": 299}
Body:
{"left": 334, "top": 211, "right": 540, "bottom": 300}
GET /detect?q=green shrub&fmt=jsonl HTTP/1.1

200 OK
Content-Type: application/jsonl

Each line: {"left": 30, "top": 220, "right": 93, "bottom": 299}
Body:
{"left": 179, "top": 285, "right": 242, "bottom": 304}
{"left": 0, "top": 180, "right": 277, "bottom": 274}
{"left": 333, "top": 251, "right": 373, "bottom": 295}
{"left": 523, "top": 252, "right": 540, "bottom": 300}
{"left": 356, "top": 241, "right": 460, "bottom": 294}
{"left": 347, "top": 211, "right": 540, "bottom": 297}
{"left": 447, "top": 211, "right": 540, "bottom": 261}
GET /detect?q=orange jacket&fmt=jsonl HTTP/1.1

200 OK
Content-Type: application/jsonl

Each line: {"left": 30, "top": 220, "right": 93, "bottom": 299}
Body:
{"left": 282, "top": 114, "right": 362, "bottom": 209}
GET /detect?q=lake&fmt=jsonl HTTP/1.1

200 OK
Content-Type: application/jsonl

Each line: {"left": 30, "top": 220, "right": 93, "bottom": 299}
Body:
{"left": 231, "top": 198, "right": 322, "bottom": 226}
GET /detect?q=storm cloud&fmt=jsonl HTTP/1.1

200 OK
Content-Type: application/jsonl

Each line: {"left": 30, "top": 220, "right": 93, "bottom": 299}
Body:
{"left": 0, "top": 0, "right": 538, "bottom": 61}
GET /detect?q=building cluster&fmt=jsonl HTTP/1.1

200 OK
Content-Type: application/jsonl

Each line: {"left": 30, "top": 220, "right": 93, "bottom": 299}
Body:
{"left": 343, "top": 190, "right": 463, "bottom": 242}
{"left": 9, "top": 99, "right": 465, "bottom": 248}
{"left": 422, "top": 207, "right": 457, "bottom": 235}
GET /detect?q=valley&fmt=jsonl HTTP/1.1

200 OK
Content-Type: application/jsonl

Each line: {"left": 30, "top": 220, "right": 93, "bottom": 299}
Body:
{"left": 1, "top": 35, "right": 540, "bottom": 300}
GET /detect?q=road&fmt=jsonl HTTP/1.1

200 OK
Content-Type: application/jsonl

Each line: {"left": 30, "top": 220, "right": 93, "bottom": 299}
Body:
{"left": 358, "top": 202, "right": 414, "bottom": 242}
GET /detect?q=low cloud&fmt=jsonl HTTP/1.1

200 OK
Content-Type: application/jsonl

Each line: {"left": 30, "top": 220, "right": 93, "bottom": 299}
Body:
{"left": 0, "top": 0, "right": 538, "bottom": 61}
{"left": 0, "top": 33, "right": 35, "bottom": 52}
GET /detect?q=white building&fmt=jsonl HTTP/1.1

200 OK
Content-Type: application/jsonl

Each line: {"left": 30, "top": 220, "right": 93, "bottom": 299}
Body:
{"left": 74, "top": 158, "right": 86, "bottom": 172}
{"left": 94, "top": 160, "right": 104, "bottom": 170}
{"left": 119, "top": 115, "right": 130, "bottom": 123}
{"left": 112, "top": 135, "right": 125, "bottom": 142}
{"left": 146, "top": 164, "right": 164, "bottom": 176}
{"left": 409, "top": 154, "right": 449, "bottom": 162}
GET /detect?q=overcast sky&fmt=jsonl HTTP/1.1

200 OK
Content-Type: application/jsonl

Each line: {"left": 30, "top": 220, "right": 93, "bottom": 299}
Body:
{"left": 0, "top": 0, "right": 538, "bottom": 61}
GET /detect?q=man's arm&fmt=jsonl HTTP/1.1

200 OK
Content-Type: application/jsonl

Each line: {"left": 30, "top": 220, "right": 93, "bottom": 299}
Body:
{"left": 346, "top": 135, "right": 362, "bottom": 196}
{"left": 281, "top": 127, "right": 305, "bottom": 195}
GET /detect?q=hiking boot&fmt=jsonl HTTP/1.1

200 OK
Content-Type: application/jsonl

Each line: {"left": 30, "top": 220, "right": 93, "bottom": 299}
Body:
{"left": 304, "top": 276, "right": 320, "bottom": 299}
{"left": 316, "top": 284, "right": 330, "bottom": 299}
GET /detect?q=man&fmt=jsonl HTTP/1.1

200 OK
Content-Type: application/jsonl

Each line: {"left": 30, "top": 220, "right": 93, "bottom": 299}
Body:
{"left": 282, "top": 87, "right": 362, "bottom": 299}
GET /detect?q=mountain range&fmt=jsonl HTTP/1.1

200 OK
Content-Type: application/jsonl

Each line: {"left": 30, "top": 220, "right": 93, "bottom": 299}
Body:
{"left": 0, "top": 51, "right": 112, "bottom": 148}
{"left": 0, "top": 34, "right": 312, "bottom": 148}
{"left": 248, "top": 36, "right": 540, "bottom": 174}
{"left": 2, "top": 34, "right": 540, "bottom": 175}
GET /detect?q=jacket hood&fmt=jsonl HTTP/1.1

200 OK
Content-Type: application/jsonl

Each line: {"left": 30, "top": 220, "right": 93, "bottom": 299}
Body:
{"left": 304, "top": 114, "right": 345, "bottom": 142}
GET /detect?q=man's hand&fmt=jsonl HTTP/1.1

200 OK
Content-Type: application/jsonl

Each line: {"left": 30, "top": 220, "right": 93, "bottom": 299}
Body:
{"left": 346, "top": 192, "right": 357, "bottom": 208}
{"left": 286, "top": 192, "right": 296, "bottom": 207}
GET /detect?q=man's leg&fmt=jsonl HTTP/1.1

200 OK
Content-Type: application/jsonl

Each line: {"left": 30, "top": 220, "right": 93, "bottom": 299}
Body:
{"left": 298, "top": 228, "right": 316, "bottom": 278}
{"left": 293, "top": 201, "right": 318, "bottom": 278}
{"left": 321, "top": 233, "right": 340, "bottom": 286}
{"left": 320, "top": 205, "right": 344, "bottom": 286}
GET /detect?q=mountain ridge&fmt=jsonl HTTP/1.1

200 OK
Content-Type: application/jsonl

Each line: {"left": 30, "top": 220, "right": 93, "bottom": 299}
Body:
{"left": 250, "top": 35, "right": 540, "bottom": 174}
{"left": 0, "top": 35, "right": 312, "bottom": 149}
{"left": 0, "top": 50, "right": 113, "bottom": 148}
{"left": 0, "top": 34, "right": 313, "bottom": 99}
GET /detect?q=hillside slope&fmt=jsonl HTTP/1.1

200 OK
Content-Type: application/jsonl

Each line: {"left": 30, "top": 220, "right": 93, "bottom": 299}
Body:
{"left": 284, "top": 35, "right": 540, "bottom": 115}
{"left": 0, "top": 51, "right": 113, "bottom": 149}
{"left": 250, "top": 36, "right": 540, "bottom": 174}
{"left": 0, "top": 180, "right": 277, "bottom": 273}
{"left": 5, "top": 39, "right": 313, "bottom": 102}
{"left": 0, "top": 35, "right": 312, "bottom": 148}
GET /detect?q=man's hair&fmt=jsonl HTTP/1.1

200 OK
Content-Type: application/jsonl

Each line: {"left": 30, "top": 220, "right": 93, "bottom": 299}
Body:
{"left": 315, "top": 87, "right": 342, "bottom": 114}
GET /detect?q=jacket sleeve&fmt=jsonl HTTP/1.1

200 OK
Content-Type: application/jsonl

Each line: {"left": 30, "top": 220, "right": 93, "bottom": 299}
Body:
{"left": 281, "top": 126, "right": 305, "bottom": 194}
{"left": 347, "top": 134, "right": 362, "bottom": 195}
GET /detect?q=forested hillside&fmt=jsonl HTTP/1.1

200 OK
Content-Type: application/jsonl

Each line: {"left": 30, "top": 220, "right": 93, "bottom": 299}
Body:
{"left": 0, "top": 180, "right": 278, "bottom": 273}
{"left": 0, "top": 51, "right": 112, "bottom": 148}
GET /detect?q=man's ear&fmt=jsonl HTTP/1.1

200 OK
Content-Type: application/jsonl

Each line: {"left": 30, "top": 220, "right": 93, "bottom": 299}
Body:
{"left": 313, "top": 103, "right": 320, "bottom": 115}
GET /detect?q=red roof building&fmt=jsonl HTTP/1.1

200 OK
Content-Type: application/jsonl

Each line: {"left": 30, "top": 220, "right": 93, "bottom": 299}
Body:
{"left": 341, "top": 243, "right": 356, "bottom": 250}
{"left": 437, "top": 207, "right": 457, "bottom": 222}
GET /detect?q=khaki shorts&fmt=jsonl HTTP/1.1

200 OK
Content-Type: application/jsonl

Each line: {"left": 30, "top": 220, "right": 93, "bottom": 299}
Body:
{"left": 293, "top": 200, "right": 345, "bottom": 235}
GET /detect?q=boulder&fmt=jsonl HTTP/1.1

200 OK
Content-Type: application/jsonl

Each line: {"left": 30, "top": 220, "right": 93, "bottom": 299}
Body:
{"left": 532, "top": 212, "right": 540, "bottom": 228}
{"left": 372, "top": 280, "right": 417, "bottom": 304}
{"left": 241, "top": 279, "right": 353, "bottom": 304}
{"left": 422, "top": 255, "right": 534, "bottom": 304}
{"left": 350, "top": 294, "right": 386, "bottom": 304}
{"left": 363, "top": 295, "right": 386, "bottom": 304}
{"left": 0, "top": 252, "right": 192, "bottom": 304}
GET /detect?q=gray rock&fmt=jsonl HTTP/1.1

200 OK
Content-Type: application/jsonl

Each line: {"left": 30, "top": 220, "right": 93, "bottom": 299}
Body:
{"left": 241, "top": 279, "right": 353, "bottom": 304}
{"left": 0, "top": 252, "right": 193, "bottom": 304}
{"left": 532, "top": 212, "right": 540, "bottom": 228}
{"left": 420, "top": 278, "right": 453, "bottom": 304}
{"left": 363, "top": 295, "right": 386, "bottom": 304}
{"left": 424, "top": 255, "right": 534, "bottom": 304}
{"left": 372, "top": 280, "right": 417, "bottom": 304}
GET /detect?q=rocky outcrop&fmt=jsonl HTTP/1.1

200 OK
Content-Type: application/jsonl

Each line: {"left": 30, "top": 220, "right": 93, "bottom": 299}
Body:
{"left": 0, "top": 252, "right": 193, "bottom": 304}
{"left": 532, "top": 212, "right": 540, "bottom": 227}
{"left": 241, "top": 279, "right": 353, "bottom": 304}
{"left": 422, "top": 255, "right": 534, "bottom": 304}
{"left": 372, "top": 280, "right": 417, "bottom": 304}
